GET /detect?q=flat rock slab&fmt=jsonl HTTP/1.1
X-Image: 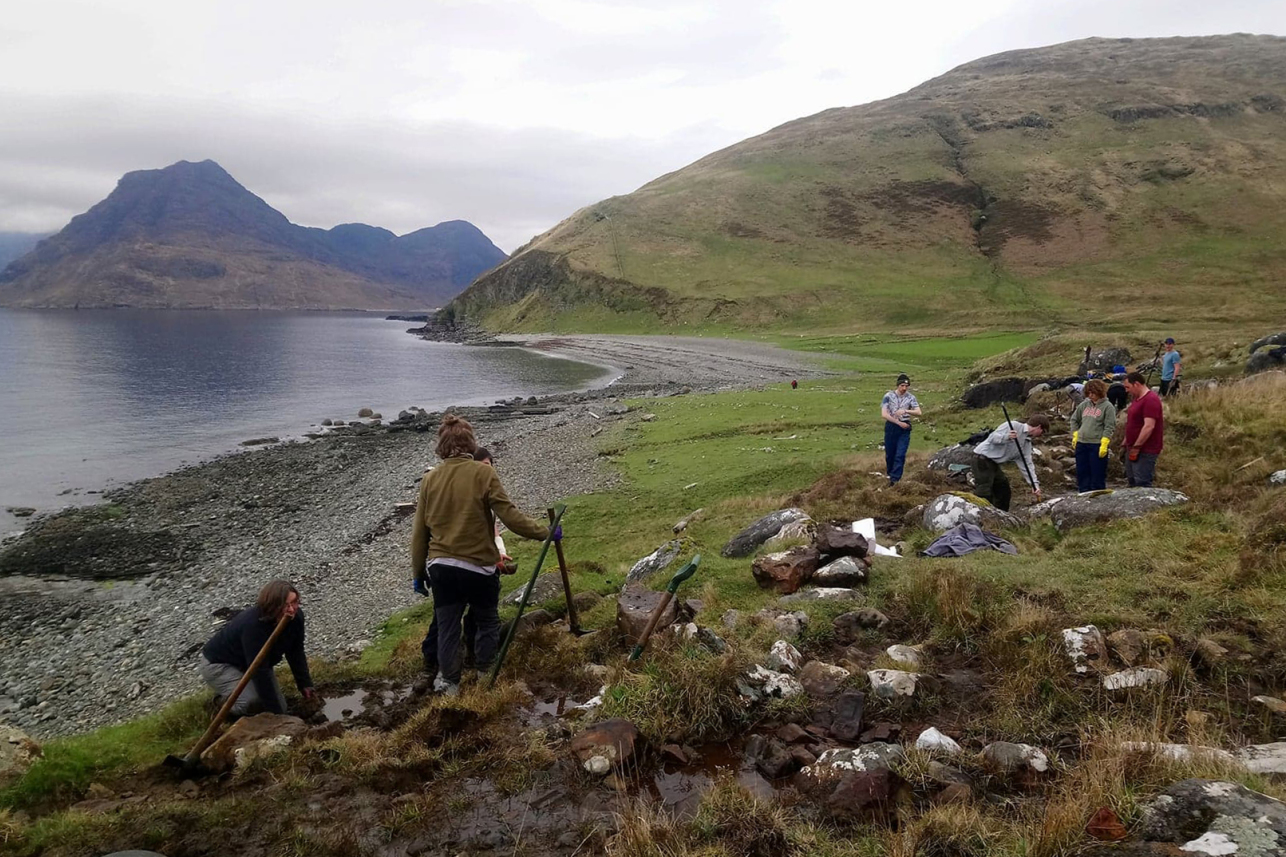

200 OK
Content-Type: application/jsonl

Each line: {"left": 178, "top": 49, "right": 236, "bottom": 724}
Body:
{"left": 812, "top": 556, "right": 867, "bottom": 587}
{"left": 506, "top": 572, "right": 566, "bottom": 606}
{"left": 1139, "top": 779, "right": 1286, "bottom": 853}
{"left": 927, "top": 444, "right": 978, "bottom": 472}
{"left": 923, "top": 493, "right": 1020, "bottom": 533}
{"left": 752, "top": 547, "right": 819, "bottom": 595}
{"left": 570, "top": 719, "right": 639, "bottom": 774}
{"left": 1050, "top": 487, "right": 1189, "bottom": 531}
{"left": 616, "top": 585, "right": 677, "bottom": 644}
{"left": 780, "top": 587, "right": 860, "bottom": 604}
{"left": 625, "top": 540, "right": 682, "bottom": 584}
{"left": 722, "top": 508, "right": 811, "bottom": 558}
{"left": 201, "top": 713, "right": 308, "bottom": 772}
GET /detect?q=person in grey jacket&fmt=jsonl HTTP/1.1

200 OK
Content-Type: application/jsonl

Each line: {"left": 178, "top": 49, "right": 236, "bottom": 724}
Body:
{"left": 1069, "top": 379, "right": 1116, "bottom": 492}
{"left": 971, "top": 415, "right": 1049, "bottom": 511}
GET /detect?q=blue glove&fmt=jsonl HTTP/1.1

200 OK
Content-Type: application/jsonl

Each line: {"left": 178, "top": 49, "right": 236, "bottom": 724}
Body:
{"left": 551, "top": 525, "right": 563, "bottom": 542}
{"left": 413, "top": 578, "right": 429, "bottom": 597}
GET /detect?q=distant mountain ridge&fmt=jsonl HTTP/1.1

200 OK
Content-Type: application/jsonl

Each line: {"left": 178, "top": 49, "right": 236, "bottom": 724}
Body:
{"left": 0, "top": 233, "right": 52, "bottom": 269}
{"left": 0, "top": 160, "right": 506, "bottom": 310}
{"left": 448, "top": 34, "right": 1286, "bottom": 332}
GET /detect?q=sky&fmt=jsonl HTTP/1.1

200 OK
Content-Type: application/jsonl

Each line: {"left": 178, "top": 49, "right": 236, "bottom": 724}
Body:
{"left": 2, "top": 0, "right": 1284, "bottom": 252}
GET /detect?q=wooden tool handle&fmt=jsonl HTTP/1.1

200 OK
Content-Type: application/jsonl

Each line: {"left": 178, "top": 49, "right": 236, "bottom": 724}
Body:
{"left": 630, "top": 591, "right": 674, "bottom": 661}
{"left": 548, "top": 507, "right": 580, "bottom": 633}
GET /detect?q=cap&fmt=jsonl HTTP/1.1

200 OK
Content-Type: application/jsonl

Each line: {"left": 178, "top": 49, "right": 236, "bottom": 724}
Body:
{"left": 1165, "top": 337, "right": 1175, "bottom": 344}
{"left": 896, "top": 374, "right": 910, "bottom": 385}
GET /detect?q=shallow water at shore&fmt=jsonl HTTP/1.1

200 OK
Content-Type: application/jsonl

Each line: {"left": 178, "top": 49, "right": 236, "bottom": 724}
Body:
{"left": 0, "top": 309, "right": 612, "bottom": 533}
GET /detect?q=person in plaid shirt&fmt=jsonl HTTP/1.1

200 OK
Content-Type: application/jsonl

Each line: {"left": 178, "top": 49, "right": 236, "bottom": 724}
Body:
{"left": 881, "top": 373, "right": 921, "bottom": 485}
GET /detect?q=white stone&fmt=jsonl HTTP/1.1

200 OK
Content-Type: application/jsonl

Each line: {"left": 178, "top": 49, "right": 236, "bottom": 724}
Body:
{"left": 1238, "top": 741, "right": 1286, "bottom": 774}
{"left": 1103, "top": 667, "right": 1169, "bottom": 690}
{"left": 803, "top": 743, "right": 906, "bottom": 778}
{"left": 1270, "top": 469, "right": 1286, "bottom": 486}
{"left": 1179, "top": 832, "right": 1239, "bottom": 855}
{"left": 780, "top": 587, "right": 860, "bottom": 603}
{"left": 1062, "top": 625, "right": 1105, "bottom": 674}
{"left": 232, "top": 734, "right": 294, "bottom": 768}
{"left": 915, "top": 727, "right": 962, "bottom": 754}
{"left": 766, "top": 640, "right": 803, "bottom": 674}
{"left": 1121, "top": 743, "right": 1237, "bottom": 765}
{"left": 772, "top": 611, "right": 809, "bottom": 638}
{"left": 867, "top": 669, "right": 919, "bottom": 699}
{"left": 745, "top": 666, "right": 804, "bottom": 699}
{"left": 886, "top": 645, "right": 922, "bottom": 668}
{"left": 584, "top": 755, "right": 611, "bottom": 775}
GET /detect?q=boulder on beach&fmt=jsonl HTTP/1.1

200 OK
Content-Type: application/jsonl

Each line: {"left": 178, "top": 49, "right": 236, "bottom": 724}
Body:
{"left": 721, "top": 508, "right": 812, "bottom": 557}
{"left": 1048, "top": 487, "right": 1188, "bottom": 531}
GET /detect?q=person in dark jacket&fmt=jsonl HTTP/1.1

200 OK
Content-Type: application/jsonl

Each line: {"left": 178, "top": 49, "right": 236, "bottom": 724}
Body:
{"left": 199, "top": 579, "right": 314, "bottom": 715}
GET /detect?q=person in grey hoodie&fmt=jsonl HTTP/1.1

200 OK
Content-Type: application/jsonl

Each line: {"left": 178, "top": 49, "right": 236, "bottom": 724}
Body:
{"left": 1069, "top": 378, "right": 1116, "bottom": 492}
{"left": 971, "top": 415, "right": 1049, "bottom": 511}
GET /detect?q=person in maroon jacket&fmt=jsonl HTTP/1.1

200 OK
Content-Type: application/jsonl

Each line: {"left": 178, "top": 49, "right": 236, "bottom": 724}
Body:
{"left": 1123, "top": 372, "right": 1164, "bottom": 487}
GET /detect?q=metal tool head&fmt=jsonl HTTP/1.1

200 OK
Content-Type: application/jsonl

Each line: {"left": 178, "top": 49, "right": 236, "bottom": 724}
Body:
{"left": 664, "top": 554, "right": 701, "bottom": 594}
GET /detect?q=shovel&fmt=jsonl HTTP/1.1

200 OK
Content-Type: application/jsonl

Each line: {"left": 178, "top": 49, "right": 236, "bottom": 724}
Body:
{"left": 164, "top": 611, "right": 291, "bottom": 773}
{"left": 488, "top": 504, "right": 567, "bottom": 688}
{"left": 547, "top": 507, "right": 586, "bottom": 636}
{"left": 629, "top": 555, "right": 700, "bottom": 661}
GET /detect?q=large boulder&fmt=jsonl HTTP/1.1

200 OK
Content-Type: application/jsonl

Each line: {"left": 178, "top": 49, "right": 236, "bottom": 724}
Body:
{"left": 799, "top": 661, "right": 851, "bottom": 696}
{"left": 962, "top": 378, "right": 1027, "bottom": 409}
{"left": 1250, "top": 332, "right": 1286, "bottom": 353}
{"left": 624, "top": 540, "right": 682, "bottom": 585}
{"left": 505, "top": 572, "right": 565, "bottom": 606}
{"left": 1049, "top": 488, "right": 1189, "bottom": 531}
{"left": 1247, "top": 346, "right": 1286, "bottom": 376}
{"left": 616, "top": 584, "right": 678, "bottom": 644}
{"left": 923, "top": 493, "right": 1020, "bottom": 532}
{"left": 201, "top": 713, "right": 309, "bottom": 772}
{"left": 722, "top": 508, "right": 812, "bottom": 558}
{"left": 927, "top": 444, "right": 977, "bottom": 473}
{"left": 1138, "top": 779, "right": 1286, "bottom": 853}
{"left": 751, "top": 547, "right": 820, "bottom": 595}
{"left": 813, "top": 525, "right": 868, "bottom": 561}
{"left": 0, "top": 723, "right": 41, "bottom": 777}
{"left": 570, "top": 719, "right": 640, "bottom": 774}
{"left": 812, "top": 556, "right": 868, "bottom": 587}
{"left": 1078, "top": 347, "right": 1132, "bottom": 375}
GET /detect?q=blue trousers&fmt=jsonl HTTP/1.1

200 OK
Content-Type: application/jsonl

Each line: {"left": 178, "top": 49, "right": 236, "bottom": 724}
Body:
{"left": 885, "top": 423, "right": 912, "bottom": 483}
{"left": 1075, "top": 442, "right": 1108, "bottom": 492}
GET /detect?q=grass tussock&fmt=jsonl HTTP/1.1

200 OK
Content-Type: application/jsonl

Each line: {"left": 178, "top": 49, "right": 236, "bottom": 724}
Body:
{"left": 607, "top": 780, "right": 792, "bottom": 857}
{"left": 890, "top": 565, "right": 1012, "bottom": 649}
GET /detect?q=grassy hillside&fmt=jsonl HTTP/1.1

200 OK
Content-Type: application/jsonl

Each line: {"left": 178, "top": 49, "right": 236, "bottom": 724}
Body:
{"left": 451, "top": 34, "right": 1286, "bottom": 333}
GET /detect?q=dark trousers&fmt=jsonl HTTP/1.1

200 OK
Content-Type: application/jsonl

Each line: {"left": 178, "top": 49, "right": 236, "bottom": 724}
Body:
{"left": 1075, "top": 442, "right": 1109, "bottom": 492}
{"left": 971, "top": 455, "right": 1011, "bottom": 511}
{"left": 1126, "top": 452, "right": 1159, "bottom": 488}
{"left": 420, "top": 564, "right": 501, "bottom": 684}
{"left": 884, "top": 423, "right": 912, "bottom": 484}
{"left": 1160, "top": 379, "right": 1178, "bottom": 397}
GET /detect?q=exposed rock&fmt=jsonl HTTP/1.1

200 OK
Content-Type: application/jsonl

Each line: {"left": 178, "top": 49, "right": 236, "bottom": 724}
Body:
{"left": 1239, "top": 742, "right": 1286, "bottom": 774}
{"left": 766, "top": 640, "right": 803, "bottom": 674}
{"left": 927, "top": 444, "right": 978, "bottom": 473}
{"left": 834, "top": 608, "right": 889, "bottom": 642}
{"left": 1121, "top": 742, "right": 1237, "bottom": 765}
{"left": 683, "top": 625, "right": 727, "bottom": 654}
{"left": 570, "top": 719, "right": 640, "bottom": 774}
{"left": 512, "top": 607, "right": 556, "bottom": 633}
{"left": 751, "top": 547, "right": 820, "bottom": 594}
{"left": 915, "top": 727, "right": 962, "bottom": 754}
{"left": 824, "top": 768, "right": 899, "bottom": 822}
{"left": 1086, "top": 806, "right": 1129, "bottom": 842}
{"left": 752, "top": 737, "right": 798, "bottom": 779}
{"left": 1062, "top": 625, "right": 1108, "bottom": 674}
{"left": 239, "top": 437, "right": 280, "bottom": 447}
{"left": 1251, "top": 332, "right": 1286, "bottom": 354}
{"left": 1103, "top": 667, "right": 1168, "bottom": 690}
{"left": 1193, "top": 638, "right": 1229, "bottom": 668}
{"left": 201, "top": 713, "right": 308, "bottom": 772}
{"left": 800, "top": 661, "right": 851, "bottom": 696}
{"left": 886, "top": 645, "right": 922, "bottom": 668}
{"left": 829, "top": 691, "right": 865, "bottom": 743}
{"left": 934, "top": 783, "right": 973, "bottom": 806}
{"left": 722, "top": 508, "right": 812, "bottom": 558}
{"left": 720, "top": 609, "right": 741, "bottom": 630}
{"left": 1247, "top": 347, "right": 1286, "bottom": 376}
{"left": 357, "top": 407, "right": 374, "bottom": 418}
{"left": 867, "top": 669, "right": 919, "bottom": 700}
{"left": 769, "top": 610, "right": 809, "bottom": 639}
{"left": 927, "top": 760, "right": 973, "bottom": 787}
{"left": 923, "top": 493, "right": 1020, "bottom": 532}
{"left": 1252, "top": 695, "right": 1286, "bottom": 715}
{"left": 741, "top": 666, "right": 804, "bottom": 701}
{"left": 812, "top": 556, "right": 867, "bottom": 587}
{"left": 766, "top": 518, "right": 816, "bottom": 547}
{"left": 1107, "top": 629, "right": 1148, "bottom": 667}
{"left": 979, "top": 741, "right": 1050, "bottom": 783}
{"left": 616, "top": 584, "right": 678, "bottom": 644}
{"left": 1138, "top": 779, "right": 1286, "bottom": 854}
{"left": 1078, "top": 347, "right": 1133, "bottom": 375}
{"left": 506, "top": 572, "right": 565, "bottom": 606}
{"left": 6, "top": 507, "right": 36, "bottom": 518}
{"left": 813, "top": 524, "right": 868, "bottom": 560}
{"left": 0, "top": 723, "right": 41, "bottom": 776}
{"left": 672, "top": 508, "right": 703, "bottom": 534}
{"left": 1050, "top": 487, "right": 1189, "bottom": 531}
{"left": 962, "top": 377, "right": 1026, "bottom": 409}
{"left": 779, "top": 586, "right": 860, "bottom": 604}
{"left": 805, "top": 743, "right": 905, "bottom": 784}
{"left": 1271, "top": 469, "right": 1286, "bottom": 486}
{"left": 624, "top": 540, "right": 682, "bottom": 584}
{"left": 777, "top": 723, "right": 810, "bottom": 744}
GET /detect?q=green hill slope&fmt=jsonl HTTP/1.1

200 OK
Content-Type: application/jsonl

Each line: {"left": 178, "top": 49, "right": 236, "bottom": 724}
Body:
{"left": 450, "top": 34, "right": 1286, "bottom": 333}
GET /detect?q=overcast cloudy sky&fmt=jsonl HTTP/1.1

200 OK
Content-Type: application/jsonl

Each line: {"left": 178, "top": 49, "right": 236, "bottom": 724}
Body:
{"left": 2, "top": 0, "right": 1283, "bottom": 251}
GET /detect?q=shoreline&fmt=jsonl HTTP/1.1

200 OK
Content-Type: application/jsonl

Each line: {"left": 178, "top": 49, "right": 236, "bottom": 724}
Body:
{"left": 0, "top": 335, "right": 823, "bottom": 738}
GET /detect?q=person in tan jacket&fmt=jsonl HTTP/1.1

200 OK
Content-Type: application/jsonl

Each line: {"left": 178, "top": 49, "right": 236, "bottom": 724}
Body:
{"left": 411, "top": 414, "right": 552, "bottom": 695}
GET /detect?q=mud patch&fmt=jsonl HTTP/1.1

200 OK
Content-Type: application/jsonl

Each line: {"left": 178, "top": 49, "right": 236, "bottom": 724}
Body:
{"left": 645, "top": 741, "right": 782, "bottom": 817}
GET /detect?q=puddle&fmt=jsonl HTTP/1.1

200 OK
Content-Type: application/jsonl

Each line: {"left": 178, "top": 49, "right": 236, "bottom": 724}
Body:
{"left": 319, "top": 681, "right": 411, "bottom": 723}
{"left": 645, "top": 741, "right": 783, "bottom": 818}
{"left": 519, "top": 694, "right": 587, "bottom": 727}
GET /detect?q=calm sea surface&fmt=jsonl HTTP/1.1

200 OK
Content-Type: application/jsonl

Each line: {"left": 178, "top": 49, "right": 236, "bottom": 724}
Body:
{"left": 0, "top": 310, "right": 613, "bottom": 534}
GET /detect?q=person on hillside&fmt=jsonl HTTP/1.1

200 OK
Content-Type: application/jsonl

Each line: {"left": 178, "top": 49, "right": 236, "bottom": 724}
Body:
{"left": 411, "top": 415, "right": 553, "bottom": 696}
{"left": 881, "top": 374, "right": 921, "bottom": 485}
{"left": 199, "top": 579, "right": 314, "bottom": 715}
{"left": 1124, "top": 371, "right": 1164, "bottom": 487}
{"left": 1160, "top": 338, "right": 1183, "bottom": 397}
{"left": 1070, "top": 379, "right": 1116, "bottom": 492}
{"left": 971, "top": 414, "right": 1049, "bottom": 511}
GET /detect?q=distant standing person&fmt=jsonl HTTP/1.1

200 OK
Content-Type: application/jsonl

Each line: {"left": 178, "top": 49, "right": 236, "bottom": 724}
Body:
{"left": 199, "top": 580, "right": 314, "bottom": 715}
{"left": 971, "top": 415, "right": 1049, "bottom": 511}
{"left": 881, "top": 374, "right": 921, "bottom": 485}
{"left": 1124, "top": 371, "right": 1164, "bottom": 487}
{"left": 1160, "top": 338, "right": 1182, "bottom": 397}
{"left": 1069, "top": 379, "right": 1116, "bottom": 492}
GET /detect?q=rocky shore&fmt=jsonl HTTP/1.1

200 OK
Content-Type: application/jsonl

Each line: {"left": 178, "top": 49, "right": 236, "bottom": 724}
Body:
{"left": 0, "top": 336, "right": 820, "bottom": 738}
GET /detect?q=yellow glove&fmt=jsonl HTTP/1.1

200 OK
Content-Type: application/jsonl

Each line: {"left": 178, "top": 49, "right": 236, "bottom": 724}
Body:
{"left": 1072, "top": 431, "right": 1079, "bottom": 446}
{"left": 1098, "top": 437, "right": 1110, "bottom": 458}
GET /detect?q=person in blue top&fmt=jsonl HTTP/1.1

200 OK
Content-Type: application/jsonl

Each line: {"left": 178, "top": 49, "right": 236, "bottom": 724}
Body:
{"left": 881, "top": 374, "right": 921, "bottom": 485}
{"left": 1160, "top": 338, "right": 1183, "bottom": 397}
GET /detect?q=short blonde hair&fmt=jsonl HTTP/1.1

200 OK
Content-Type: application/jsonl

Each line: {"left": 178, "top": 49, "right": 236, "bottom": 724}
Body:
{"left": 436, "top": 413, "right": 478, "bottom": 460}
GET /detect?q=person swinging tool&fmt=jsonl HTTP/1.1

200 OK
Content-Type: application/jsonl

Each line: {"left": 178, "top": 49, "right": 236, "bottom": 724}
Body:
{"left": 970, "top": 412, "right": 1049, "bottom": 511}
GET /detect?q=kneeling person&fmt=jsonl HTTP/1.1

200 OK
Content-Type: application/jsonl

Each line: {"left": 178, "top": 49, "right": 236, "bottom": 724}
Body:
{"left": 199, "top": 579, "right": 314, "bottom": 715}
{"left": 970, "top": 415, "right": 1049, "bottom": 511}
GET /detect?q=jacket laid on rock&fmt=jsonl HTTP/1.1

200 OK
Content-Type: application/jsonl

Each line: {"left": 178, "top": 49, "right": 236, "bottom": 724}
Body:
{"left": 202, "top": 606, "right": 311, "bottom": 714}
{"left": 973, "top": 422, "right": 1040, "bottom": 490}
{"left": 410, "top": 455, "right": 549, "bottom": 578}
{"left": 1069, "top": 398, "right": 1117, "bottom": 445}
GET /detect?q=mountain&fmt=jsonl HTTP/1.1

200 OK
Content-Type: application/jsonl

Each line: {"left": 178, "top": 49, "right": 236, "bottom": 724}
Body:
{"left": 449, "top": 34, "right": 1286, "bottom": 332}
{"left": 0, "top": 160, "right": 507, "bottom": 310}
{"left": 0, "top": 233, "right": 52, "bottom": 269}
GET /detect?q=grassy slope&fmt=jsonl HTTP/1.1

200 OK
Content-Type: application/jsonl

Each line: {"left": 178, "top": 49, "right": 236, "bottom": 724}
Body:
{"left": 455, "top": 35, "right": 1286, "bottom": 334}
{"left": 7, "top": 328, "right": 1286, "bottom": 856}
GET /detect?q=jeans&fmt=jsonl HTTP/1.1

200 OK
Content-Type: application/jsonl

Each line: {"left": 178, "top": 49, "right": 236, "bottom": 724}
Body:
{"left": 1126, "top": 452, "right": 1159, "bottom": 488}
{"left": 421, "top": 563, "right": 501, "bottom": 685}
{"left": 884, "top": 423, "right": 912, "bottom": 484}
{"left": 971, "top": 455, "right": 1012, "bottom": 511}
{"left": 198, "top": 656, "right": 286, "bottom": 715}
{"left": 1075, "top": 442, "right": 1108, "bottom": 492}
{"left": 1160, "top": 379, "right": 1178, "bottom": 397}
